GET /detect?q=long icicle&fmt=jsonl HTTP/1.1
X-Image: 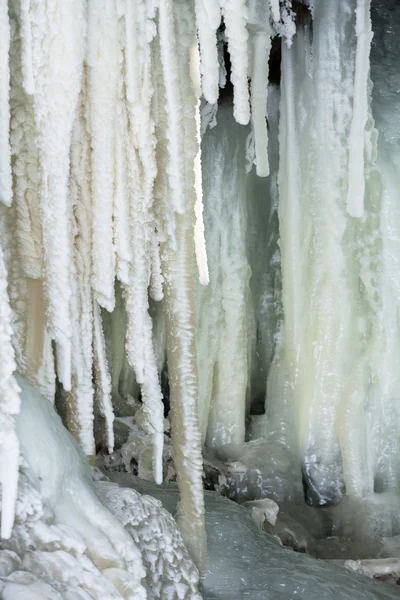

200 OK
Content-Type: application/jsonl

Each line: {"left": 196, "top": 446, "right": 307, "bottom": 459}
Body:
{"left": 194, "top": 0, "right": 221, "bottom": 105}
{"left": 190, "top": 39, "right": 209, "bottom": 286}
{"left": 123, "top": 0, "right": 164, "bottom": 485}
{"left": 68, "top": 69, "right": 96, "bottom": 456}
{"left": 158, "top": 0, "right": 207, "bottom": 571}
{"left": 25, "top": 0, "right": 86, "bottom": 391}
{"left": 87, "top": 0, "right": 118, "bottom": 313}
{"left": 0, "top": 0, "right": 12, "bottom": 207}
{"left": 346, "top": 0, "right": 373, "bottom": 218}
{"left": 250, "top": 13, "right": 271, "bottom": 177}
{"left": 221, "top": 0, "right": 250, "bottom": 125}
{"left": 0, "top": 211, "right": 20, "bottom": 539}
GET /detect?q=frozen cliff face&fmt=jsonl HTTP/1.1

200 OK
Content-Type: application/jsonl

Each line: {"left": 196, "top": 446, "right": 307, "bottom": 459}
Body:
{"left": 0, "top": 376, "right": 200, "bottom": 599}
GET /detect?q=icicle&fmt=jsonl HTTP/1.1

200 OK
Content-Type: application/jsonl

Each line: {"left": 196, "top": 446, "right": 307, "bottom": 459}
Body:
{"left": 68, "top": 73, "right": 96, "bottom": 457}
{"left": 159, "top": 0, "right": 207, "bottom": 571}
{"left": 93, "top": 300, "right": 114, "bottom": 455}
{"left": 221, "top": 0, "right": 250, "bottom": 125}
{"left": 250, "top": 31, "right": 271, "bottom": 177}
{"left": 0, "top": 232, "right": 20, "bottom": 539}
{"left": 87, "top": 1, "right": 118, "bottom": 313}
{"left": 248, "top": 0, "right": 272, "bottom": 178}
{"left": 122, "top": 0, "right": 164, "bottom": 485}
{"left": 114, "top": 55, "right": 132, "bottom": 288}
{"left": 18, "top": 0, "right": 34, "bottom": 95}
{"left": 0, "top": 0, "right": 12, "bottom": 207}
{"left": 8, "top": 2, "right": 42, "bottom": 282}
{"left": 346, "top": 0, "right": 373, "bottom": 219}
{"left": 190, "top": 40, "right": 209, "bottom": 286}
{"left": 269, "top": 0, "right": 280, "bottom": 23}
{"left": 158, "top": 0, "right": 186, "bottom": 214}
{"left": 26, "top": 0, "right": 86, "bottom": 391}
{"left": 149, "top": 229, "right": 164, "bottom": 302}
{"left": 194, "top": 0, "right": 221, "bottom": 104}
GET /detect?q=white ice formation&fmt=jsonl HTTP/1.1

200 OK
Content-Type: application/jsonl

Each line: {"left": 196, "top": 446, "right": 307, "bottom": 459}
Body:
{"left": 0, "top": 0, "right": 297, "bottom": 565}
{"left": 0, "top": 375, "right": 201, "bottom": 599}
{"left": 2, "top": 0, "right": 400, "bottom": 596}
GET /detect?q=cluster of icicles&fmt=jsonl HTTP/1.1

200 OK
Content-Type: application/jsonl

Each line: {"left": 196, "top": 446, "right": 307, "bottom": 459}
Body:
{"left": 0, "top": 0, "right": 297, "bottom": 568}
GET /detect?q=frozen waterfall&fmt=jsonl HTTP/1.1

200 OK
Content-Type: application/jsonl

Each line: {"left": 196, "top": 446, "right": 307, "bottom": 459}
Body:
{"left": 2, "top": 0, "right": 400, "bottom": 598}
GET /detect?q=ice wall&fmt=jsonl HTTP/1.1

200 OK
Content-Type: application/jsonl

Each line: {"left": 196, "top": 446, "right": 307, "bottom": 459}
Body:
{"left": 368, "top": 0, "right": 400, "bottom": 501}
{"left": 254, "top": 0, "right": 400, "bottom": 519}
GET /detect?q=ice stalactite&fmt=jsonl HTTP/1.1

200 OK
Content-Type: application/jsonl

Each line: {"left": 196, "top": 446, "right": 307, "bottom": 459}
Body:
{"left": 0, "top": 0, "right": 12, "bottom": 207}
{"left": 157, "top": 0, "right": 206, "bottom": 570}
{"left": 93, "top": 299, "right": 114, "bottom": 455}
{"left": 87, "top": 0, "right": 118, "bottom": 315}
{"left": 24, "top": 0, "right": 86, "bottom": 392}
{"left": 190, "top": 40, "right": 209, "bottom": 287}
{"left": 194, "top": 0, "right": 221, "bottom": 105}
{"left": 221, "top": 0, "right": 250, "bottom": 125}
{"left": 68, "top": 70, "right": 96, "bottom": 456}
{"left": 0, "top": 239, "right": 20, "bottom": 539}
{"left": 347, "top": 0, "right": 373, "bottom": 218}
{"left": 248, "top": 0, "right": 272, "bottom": 177}
{"left": 121, "top": 0, "right": 164, "bottom": 486}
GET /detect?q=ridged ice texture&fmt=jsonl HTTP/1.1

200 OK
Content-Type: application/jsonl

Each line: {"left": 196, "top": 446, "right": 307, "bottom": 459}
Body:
{"left": 0, "top": 376, "right": 201, "bottom": 599}
{"left": 0, "top": 233, "right": 20, "bottom": 539}
{"left": 221, "top": 0, "right": 250, "bottom": 125}
{"left": 157, "top": 0, "right": 207, "bottom": 570}
{"left": 194, "top": 0, "right": 221, "bottom": 105}
{"left": 0, "top": 0, "right": 12, "bottom": 207}
{"left": 23, "top": 0, "right": 86, "bottom": 391}
{"left": 106, "top": 474, "right": 400, "bottom": 600}
{"left": 87, "top": 0, "right": 118, "bottom": 314}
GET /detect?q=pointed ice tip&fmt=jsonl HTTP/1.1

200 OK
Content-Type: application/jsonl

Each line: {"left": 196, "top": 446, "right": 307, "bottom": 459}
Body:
{"left": 256, "top": 164, "right": 270, "bottom": 178}
{"left": 346, "top": 200, "right": 365, "bottom": 219}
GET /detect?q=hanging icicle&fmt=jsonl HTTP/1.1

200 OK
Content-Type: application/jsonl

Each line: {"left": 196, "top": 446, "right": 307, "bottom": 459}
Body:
{"left": 248, "top": 0, "right": 272, "bottom": 177}
{"left": 68, "top": 70, "right": 96, "bottom": 456}
{"left": 194, "top": 0, "right": 221, "bottom": 105}
{"left": 93, "top": 299, "right": 114, "bottom": 455}
{"left": 87, "top": 1, "right": 118, "bottom": 314}
{"left": 190, "top": 39, "right": 210, "bottom": 286}
{"left": 122, "top": 0, "right": 165, "bottom": 486}
{"left": 23, "top": 0, "right": 86, "bottom": 391}
{"left": 0, "top": 220, "right": 20, "bottom": 539}
{"left": 346, "top": 0, "right": 373, "bottom": 218}
{"left": 158, "top": 0, "right": 207, "bottom": 571}
{"left": 0, "top": 0, "right": 12, "bottom": 207}
{"left": 221, "top": 0, "right": 250, "bottom": 125}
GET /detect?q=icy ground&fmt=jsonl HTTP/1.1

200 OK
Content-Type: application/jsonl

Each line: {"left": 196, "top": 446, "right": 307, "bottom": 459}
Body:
{"left": 103, "top": 472, "right": 400, "bottom": 600}
{"left": 0, "top": 376, "right": 200, "bottom": 599}
{"left": 1, "top": 378, "right": 400, "bottom": 599}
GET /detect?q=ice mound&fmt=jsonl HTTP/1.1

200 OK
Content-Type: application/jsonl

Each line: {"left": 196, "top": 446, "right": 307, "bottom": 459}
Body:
{"left": 0, "top": 376, "right": 200, "bottom": 599}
